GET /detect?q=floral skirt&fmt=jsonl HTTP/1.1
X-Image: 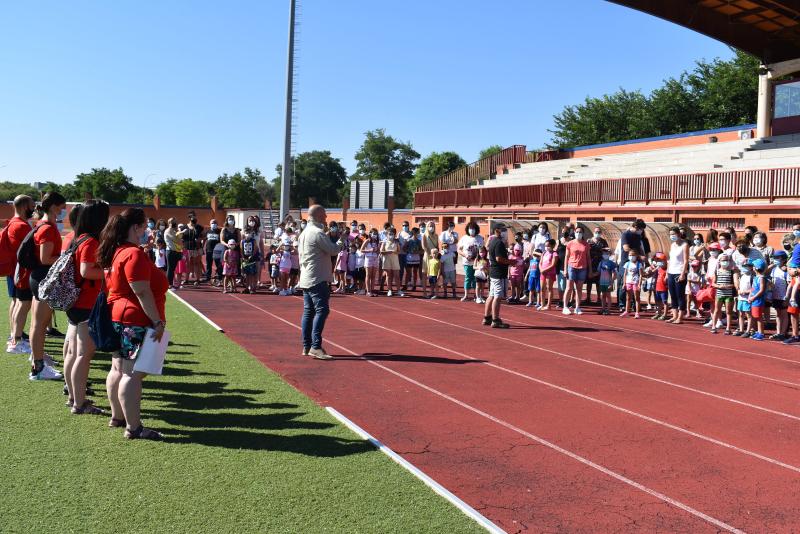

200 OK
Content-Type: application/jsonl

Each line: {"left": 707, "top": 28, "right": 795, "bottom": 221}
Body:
{"left": 112, "top": 322, "right": 148, "bottom": 360}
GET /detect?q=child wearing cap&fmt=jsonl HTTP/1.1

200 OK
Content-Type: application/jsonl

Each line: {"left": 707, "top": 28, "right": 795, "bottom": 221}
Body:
{"left": 596, "top": 248, "right": 617, "bottom": 315}
{"left": 222, "top": 239, "right": 240, "bottom": 294}
{"left": 508, "top": 244, "right": 525, "bottom": 303}
{"left": 426, "top": 248, "right": 441, "bottom": 299}
{"left": 734, "top": 261, "right": 753, "bottom": 336}
{"left": 748, "top": 258, "right": 767, "bottom": 340}
{"left": 767, "top": 250, "right": 790, "bottom": 340}
{"left": 784, "top": 259, "right": 800, "bottom": 344}
{"left": 525, "top": 250, "right": 541, "bottom": 308}
{"left": 686, "top": 260, "right": 704, "bottom": 319}
{"left": 649, "top": 252, "right": 669, "bottom": 320}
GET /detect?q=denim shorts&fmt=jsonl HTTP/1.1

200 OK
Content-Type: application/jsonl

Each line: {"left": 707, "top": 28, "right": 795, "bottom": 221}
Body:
{"left": 567, "top": 266, "right": 587, "bottom": 282}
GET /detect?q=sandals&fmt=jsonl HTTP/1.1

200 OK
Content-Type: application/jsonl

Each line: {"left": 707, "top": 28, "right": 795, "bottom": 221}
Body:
{"left": 124, "top": 425, "right": 163, "bottom": 441}
{"left": 109, "top": 418, "right": 126, "bottom": 428}
{"left": 71, "top": 400, "right": 104, "bottom": 415}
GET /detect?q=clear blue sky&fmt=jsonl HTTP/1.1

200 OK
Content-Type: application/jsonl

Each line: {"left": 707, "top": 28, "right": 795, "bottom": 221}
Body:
{"left": 0, "top": 0, "right": 735, "bottom": 189}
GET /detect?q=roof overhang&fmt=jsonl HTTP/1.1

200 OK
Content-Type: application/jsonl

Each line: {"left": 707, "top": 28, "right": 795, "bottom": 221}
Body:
{"left": 608, "top": 0, "right": 800, "bottom": 64}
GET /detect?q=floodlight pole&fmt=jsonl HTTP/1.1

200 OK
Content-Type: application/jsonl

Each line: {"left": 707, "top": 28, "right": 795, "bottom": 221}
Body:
{"left": 280, "top": 0, "right": 296, "bottom": 221}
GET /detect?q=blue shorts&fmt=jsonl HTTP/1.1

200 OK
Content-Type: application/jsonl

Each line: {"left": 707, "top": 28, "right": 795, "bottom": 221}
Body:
{"left": 567, "top": 266, "right": 587, "bottom": 282}
{"left": 656, "top": 291, "right": 669, "bottom": 303}
{"left": 737, "top": 298, "right": 752, "bottom": 312}
{"left": 527, "top": 272, "right": 541, "bottom": 292}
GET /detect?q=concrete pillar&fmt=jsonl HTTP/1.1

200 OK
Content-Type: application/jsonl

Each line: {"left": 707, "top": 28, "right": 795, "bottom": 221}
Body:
{"left": 387, "top": 196, "right": 394, "bottom": 226}
{"left": 757, "top": 70, "right": 772, "bottom": 139}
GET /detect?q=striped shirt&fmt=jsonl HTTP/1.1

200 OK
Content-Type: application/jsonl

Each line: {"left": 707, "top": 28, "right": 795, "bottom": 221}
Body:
{"left": 716, "top": 268, "right": 734, "bottom": 297}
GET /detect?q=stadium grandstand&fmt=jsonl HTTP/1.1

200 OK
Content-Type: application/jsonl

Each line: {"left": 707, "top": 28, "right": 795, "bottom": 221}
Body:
{"left": 413, "top": 0, "right": 800, "bottom": 245}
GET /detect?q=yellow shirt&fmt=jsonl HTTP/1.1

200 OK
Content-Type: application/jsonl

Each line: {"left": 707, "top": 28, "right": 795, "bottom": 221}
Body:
{"left": 427, "top": 258, "right": 441, "bottom": 277}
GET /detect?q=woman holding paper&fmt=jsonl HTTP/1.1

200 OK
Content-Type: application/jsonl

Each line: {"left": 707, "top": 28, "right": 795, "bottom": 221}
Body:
{"left": 98, "top": 208, "right": 168, "bottom": 441}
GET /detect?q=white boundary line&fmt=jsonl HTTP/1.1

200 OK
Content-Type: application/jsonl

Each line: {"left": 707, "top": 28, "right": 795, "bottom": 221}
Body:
{"left": 323, "top": 299, "right": 800, "bottom": 475}
{"left": 229, "top": 295, "right": 744, "bottom": 533}
{"left": 168, "top": 289, "right": 224, "bottom": 332}
{"left": 361, "top": 297, "right": 800, "bottom": 423}
{"left": 326, "top": 407, "right": 506, "bottom": 534}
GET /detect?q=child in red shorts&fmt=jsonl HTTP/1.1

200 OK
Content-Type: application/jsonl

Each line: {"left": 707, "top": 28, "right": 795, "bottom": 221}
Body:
{"left": 786, "top": 262, "right": 800, "bottom": 344}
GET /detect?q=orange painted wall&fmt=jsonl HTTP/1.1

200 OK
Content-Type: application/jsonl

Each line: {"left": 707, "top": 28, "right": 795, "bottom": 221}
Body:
{"left": 565, "top": 129, "right": 751, "bottom": 159}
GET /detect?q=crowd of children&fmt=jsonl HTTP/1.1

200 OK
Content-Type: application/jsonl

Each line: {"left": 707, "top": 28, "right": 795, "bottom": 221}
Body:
{"left": 160, "top": 213, "right": 800, "bottom": 345}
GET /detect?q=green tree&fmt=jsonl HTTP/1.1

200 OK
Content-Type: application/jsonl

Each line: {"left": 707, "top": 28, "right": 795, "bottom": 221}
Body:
{"left": 72, "top": 167, "right": 136, "bottom": 203}
{"left": 173, "top": 179, "right": 212, "bottom": 206}
{"left": 154, "top": 179, "right": 178, "bottom": 205}
{"left": 352, "top": 128, "right": 420, "bottom": 208}
{"left": 478, "top": 145, "right": 503, "bottom": 160}
{"left": 213, "top": 167, "right": 270, "bottom": 209}
{"left": 0, "top": 181, "right": 39, "bottom": 200}
{"left": 549, "top": 51, "right": 759, "bottom": 148}
{"left": 272, "top": 151, "right": 347, "bottom": 209}
{"left": 407, "top": 151, "right": 466, "bottom": 193}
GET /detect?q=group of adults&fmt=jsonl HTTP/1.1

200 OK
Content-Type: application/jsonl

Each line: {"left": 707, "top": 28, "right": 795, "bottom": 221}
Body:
{"left": 4, "top": 194, "right": 167, "bottom": 440}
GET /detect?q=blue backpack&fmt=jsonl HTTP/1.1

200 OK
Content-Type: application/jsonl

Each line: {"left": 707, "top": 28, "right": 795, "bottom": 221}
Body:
{"left": 88, "top": 289, "right": 121, "bottom": 353}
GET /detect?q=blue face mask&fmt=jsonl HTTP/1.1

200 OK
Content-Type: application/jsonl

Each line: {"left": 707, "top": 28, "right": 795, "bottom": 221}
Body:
{"left": 794, "top": 230, "right": 800, "bottom": 238}
{"left": 670, "top": 235, "right": 678, "bottom": 242}
{"left": 148, "top": 222, "right": 155, "bottom": 229}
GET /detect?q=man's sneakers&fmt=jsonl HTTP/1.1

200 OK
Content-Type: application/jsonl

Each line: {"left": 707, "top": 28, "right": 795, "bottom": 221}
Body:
{"left": 562, "top": 307, "right": 572, "bottom": 315}
{"left": 308, "top": 347, "right": 333, "bottom": 360}
{"left": 482, "top": 315, "right": 492, "bottom": 326}
{"left": 301, "top": 347, "right": 310, "bottom": 356}
{"left": 30, "top": 364, "right": 63, "bottom": 381}
{"left": 29, "top": 353, "right": 58, "bottom": 368}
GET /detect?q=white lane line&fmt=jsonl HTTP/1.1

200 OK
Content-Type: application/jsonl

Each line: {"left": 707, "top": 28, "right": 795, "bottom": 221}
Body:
{"left": 330, "top": 298, "right": 800, "bottom": 475}
{"left": 361, "top": 297, "right": 800, "bottom": 423}
{"left": 168, "top": 290, "right": 224, "bottom": 332}
{"left": 230, "top": 295, "right": 745, "bottom": 534}
{"left": 420, "top": 299, "right": 800, "bottom": 388}
{"left": 326, "top": 407, "right": 506, "bottom": 534}
{"left": 549, "top": 305, "right": 800, "bottom": 366}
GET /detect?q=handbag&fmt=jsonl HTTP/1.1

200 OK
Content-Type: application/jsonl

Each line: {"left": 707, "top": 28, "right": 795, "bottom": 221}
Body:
{"left": 695, "top": 286, "right": 715, "bottom": 303}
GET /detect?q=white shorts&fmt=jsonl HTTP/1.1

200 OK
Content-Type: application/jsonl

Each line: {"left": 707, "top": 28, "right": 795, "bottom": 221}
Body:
{"left": 489, "top": 277, "right": 507, "bottom": 298}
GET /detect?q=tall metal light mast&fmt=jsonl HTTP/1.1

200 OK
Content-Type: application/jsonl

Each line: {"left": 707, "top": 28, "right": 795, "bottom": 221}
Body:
{"left": 279, "top": 0, "right": 296, "bottom": 221}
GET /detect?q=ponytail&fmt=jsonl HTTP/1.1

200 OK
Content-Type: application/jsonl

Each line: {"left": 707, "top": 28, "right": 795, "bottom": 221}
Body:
{"left": 38, "top": 191, "right": 66, "bottom": 218}
{"left": 97, "top": 208, "right": 145, "bottom": 268}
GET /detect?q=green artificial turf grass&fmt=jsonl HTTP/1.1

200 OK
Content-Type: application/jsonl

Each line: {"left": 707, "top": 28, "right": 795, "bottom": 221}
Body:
{"left": 0, "top": 292, "right": 485, "bottom": 534}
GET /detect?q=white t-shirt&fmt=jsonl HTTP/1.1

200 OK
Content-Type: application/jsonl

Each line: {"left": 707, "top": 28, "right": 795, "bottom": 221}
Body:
{"left": 667, "top": 242, "right": 687, "bottom": 275}
{"left": 440, "top": 250, "right": 456, "bottom": 273}
{"left": 771, "top": 268, "right": 790, "bottom": 301}
{"left": 457, "top": 234, "right": 484, "bottom": 267}
{"left": 532, "top": 231, "right": 550, "bottom": 252}
{"left": 155, "top": 248, "right": 166, "bottom": 269}
{"left": 439, "top": 230, "right": 458, "bottom": 250}
{"left": 355, "top": 250, "right": 365, "bottom": 269}
{"left": 398, "top": 229, "right": 411, "bottom": 248}
{"left": 732, "top": 248, "right": 764, "bottom": 270}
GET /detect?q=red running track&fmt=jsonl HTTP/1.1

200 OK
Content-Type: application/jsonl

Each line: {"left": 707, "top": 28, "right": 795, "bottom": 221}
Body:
{"left": 177, "top": 287, "right": 800, "bottom": 533}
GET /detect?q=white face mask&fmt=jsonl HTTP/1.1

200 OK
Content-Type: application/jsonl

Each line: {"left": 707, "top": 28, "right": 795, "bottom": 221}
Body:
{"left": 539, "top": 228, "right": 546, "bottom": 235}
{"left": 594, "top": 232, "right": 601, "bottom": 238}
{"left": 468, "top": 228, "right": 476, "bottom": 236}
{"left": 753, "top": 237, "right": 763, "bottom": 246}
{"left": 710, "top": 250, "right": 720, "bottom": 258}
{"left": 575, "top": 231, "right": 584, "bottom": 239}
{"left": 719, "top": 240, "right": 728, "bottom": 248}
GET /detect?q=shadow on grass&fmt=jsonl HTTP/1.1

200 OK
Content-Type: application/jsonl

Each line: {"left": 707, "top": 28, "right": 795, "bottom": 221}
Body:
{"left": 143, "top": 409, "right": 332, "bottom": 431}
{"left": 165, "top": 429, "right": 373, "bottom": 455}
{"left": 145, "top": 380, "right": 269, "bottom": 397}
{"left": 333, "top": 353, "right": 486, "bottom": 364}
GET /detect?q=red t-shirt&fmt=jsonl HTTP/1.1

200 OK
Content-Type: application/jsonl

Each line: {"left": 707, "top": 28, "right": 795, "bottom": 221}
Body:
{"left": 106, "top": 243, "right": 169, "bottom": 326}
{"left": 566, "top": 239, "right": 590, "bottom": 269}
{"left": 655, "top": 267, "right": 668, "bottom": 292}
{"left": 4, "top": 216, "right": 31, "bottom": 287}
{"left": 62, "top": 231, "right": 75, "bottom": 252}
{"left": 34, "top": 222, "right": 62, "bottom": 265}
{"left": 72, "top": 234, "right": 101, "bottom": 310}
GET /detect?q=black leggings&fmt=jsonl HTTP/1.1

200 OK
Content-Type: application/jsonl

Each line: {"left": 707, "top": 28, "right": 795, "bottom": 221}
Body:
{"left": 667, "top": 273, "right": 687, "bottom": 310}
{"left": 166, "top": 250, "right": 183, "bottom": 286}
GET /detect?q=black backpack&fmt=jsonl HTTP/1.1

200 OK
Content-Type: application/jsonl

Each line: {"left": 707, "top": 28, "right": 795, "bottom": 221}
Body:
{"left": 16, "top": 225, "right": 45, "bottom": 270}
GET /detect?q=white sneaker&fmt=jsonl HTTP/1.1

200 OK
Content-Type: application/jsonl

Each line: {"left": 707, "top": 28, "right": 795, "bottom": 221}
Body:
{"left": 29, "top": 363, "right": 63, "bottom": 381}
{"left": 562, "top": 307, "right": 572, "bottom": 315}
{"left": 7, "top": 339, "right": 31, "bottom": 354}
{"left": 646, "top": 304, "right": 653, "bottom": 310}
{"left": 703, "top": 319, "right": 713, "bottom": 328}
{"left": 387, "top": 291, "right": 393, "bottom": 297}
{"left": 398, "top": 291, "right": 405, "bottom": 297}
{"left": 574, "top": 307, "right": 583, "bottom": 315}
{"left": 716, "top": 320, "right": 724, "bottom": 329}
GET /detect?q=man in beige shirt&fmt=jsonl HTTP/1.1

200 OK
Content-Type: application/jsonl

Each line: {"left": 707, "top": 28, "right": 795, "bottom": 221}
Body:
{"left": 297, "top": 205, "right": 341, "bottom": 359}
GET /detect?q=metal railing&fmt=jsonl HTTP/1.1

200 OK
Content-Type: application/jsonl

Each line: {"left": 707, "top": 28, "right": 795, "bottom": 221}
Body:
{"left": 413, "top": 167, "right": 800, "bottom": 208}
{"left": 415, "top": 145, "right": 527, "bottom": 192}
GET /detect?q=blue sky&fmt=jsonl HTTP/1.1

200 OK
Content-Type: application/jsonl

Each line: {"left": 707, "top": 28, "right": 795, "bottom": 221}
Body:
{"left": 0, "top": 0, "right": 735, "bottom": 189}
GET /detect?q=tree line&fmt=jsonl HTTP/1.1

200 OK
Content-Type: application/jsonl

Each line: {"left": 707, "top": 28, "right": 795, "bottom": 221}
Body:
{"left": 2, "top": 130, "right": 502, "bottom": 209}
{"left": 548, "top": 51, "right": 760, "bottom": 148}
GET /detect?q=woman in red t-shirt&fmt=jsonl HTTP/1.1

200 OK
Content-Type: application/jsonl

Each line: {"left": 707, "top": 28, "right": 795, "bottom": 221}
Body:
{"left": 97, "top": 208, "right": 168, "bottom": 440}
{"left": 63, "top": 200, "right": 109, "bottom": 414}
{"left": 28, "top": 192, "right": 66, "bottom": 381}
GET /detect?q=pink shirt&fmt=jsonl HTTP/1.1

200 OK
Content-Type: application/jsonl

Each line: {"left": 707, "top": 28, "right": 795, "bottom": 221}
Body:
{"left": 509, "top": 255, "right": 525, "bottom": 278}
{"left": 566, "top": 239, "right": 590, "bottom": 269}
{"left": 540, "top": 250, "right": 557, "bottom": 273}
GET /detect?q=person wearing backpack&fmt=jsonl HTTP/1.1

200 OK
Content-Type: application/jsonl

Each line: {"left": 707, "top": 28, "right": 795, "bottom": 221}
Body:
{"left": 98, "top": 208, "right": 168, "bottom": 440}
{"left": 3, "top": 195, "right": 35, "bottom": 355}
{"left": 23, "top": 192, "right": 66, "bottom": 381}
{"left": 62, "top": 200, "right": 109, "bottom": 414}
